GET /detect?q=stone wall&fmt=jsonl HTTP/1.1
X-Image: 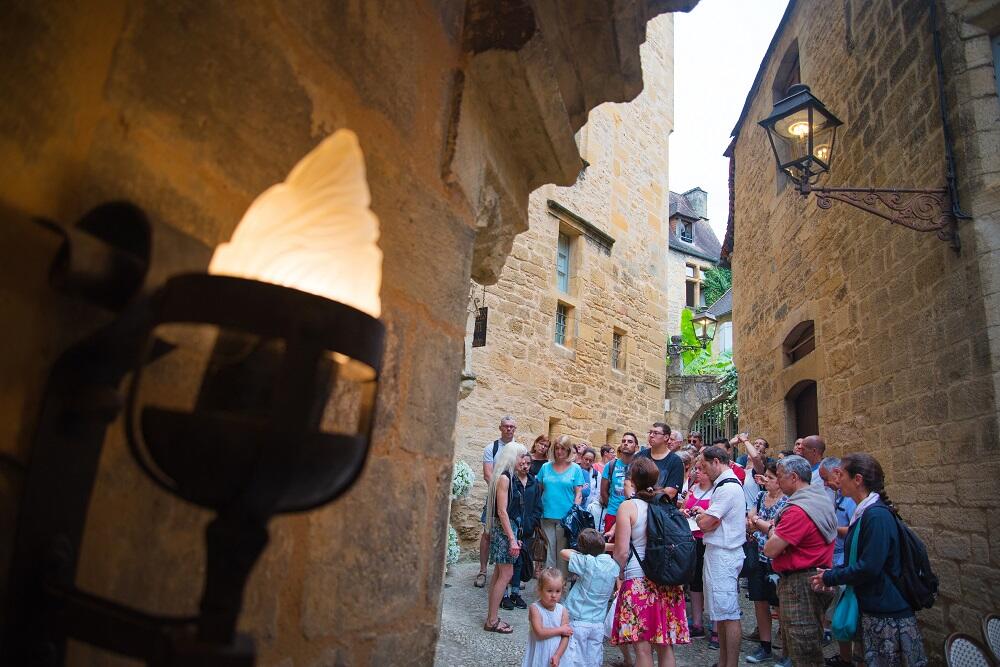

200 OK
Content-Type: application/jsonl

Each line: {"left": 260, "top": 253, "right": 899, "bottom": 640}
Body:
{"left": 728, "top": 0, "right": 1000, "bottom": 650}
{"left": 452, "top": 15, "right": 674, "bottom": 544}
{"left": 0, "top": 1, "right": 697, "bottom": 664}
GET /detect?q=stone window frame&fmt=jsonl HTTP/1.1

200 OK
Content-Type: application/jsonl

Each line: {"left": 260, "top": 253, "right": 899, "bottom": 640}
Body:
{"left": 554, "top": 300, "right": 576, "bottom": 349}
{"left": 680, "top": 220, "right": 694, "bottom": 243}
{"left": 783, "top": 320, "right": 815, "bottom": 366}
{"left": 685, "top": 263, "right": 703, "bottom": 308}
{"left": 556, "top": 231, "right": 571, "bottom": 293}
{"left": 611, "top": 327, "right": 627, "bottom": 373}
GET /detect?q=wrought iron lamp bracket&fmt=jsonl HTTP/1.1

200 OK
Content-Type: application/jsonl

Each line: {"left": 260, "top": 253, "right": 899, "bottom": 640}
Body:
{"left": 798, "top": 183, "right": 960, "bottom": 250}
{"left": 666, "top": 335, "right": 709, "bottom": 357}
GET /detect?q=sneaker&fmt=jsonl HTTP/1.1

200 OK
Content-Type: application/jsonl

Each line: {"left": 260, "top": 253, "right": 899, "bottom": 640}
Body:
{"left": 689, "top": 625, "right": 705, "bottom": 638}
{"left": 743, "top": 627, "right": 761, "bottom": 641}
{"left": 708, "top": 632, "right": 719, "bottom": 649}
{"left": 499, "top": 595, "right": 514, "bottom": 610}
{"left": 746, "top": 647, "right": 773, "bottom": 663}
{"left": 509, "top": 593, "right": 528, "bottom": 609}
{"left": 775, "top": 658, "right": 792, "bottom": 667}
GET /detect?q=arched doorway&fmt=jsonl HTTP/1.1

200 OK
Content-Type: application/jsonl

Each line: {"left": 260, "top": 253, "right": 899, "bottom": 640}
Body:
{"left": 786, "top": 379, "right": 818, "bottom": 440}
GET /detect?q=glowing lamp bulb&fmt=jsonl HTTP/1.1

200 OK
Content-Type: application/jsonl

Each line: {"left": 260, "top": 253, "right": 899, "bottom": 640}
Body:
{"left": 815, "top": 144, "right": 830, "bottom": 162}
{"left": 787, "top": 121, "right": 810, "bottom": 137}
{"left": 209, "top": 130, "right": 382, "bottom": 318}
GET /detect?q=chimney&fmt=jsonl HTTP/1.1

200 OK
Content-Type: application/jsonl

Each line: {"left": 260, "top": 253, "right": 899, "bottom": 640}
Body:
{"left": 683, "top": 187, "right": 708, "bottom": 220}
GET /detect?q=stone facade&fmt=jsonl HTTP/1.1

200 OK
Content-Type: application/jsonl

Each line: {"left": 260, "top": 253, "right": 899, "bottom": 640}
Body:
{"left": 0, "top": 1, "right": 698, "bottom": 664}
{"left": 725, "top": 0, "right": 1000, "bottom": 651}
{"left": 666, "top": 188, "right": 722, "bottom": 337}
{"left": 452, "top": 15, "right": 675, "bottom": 544}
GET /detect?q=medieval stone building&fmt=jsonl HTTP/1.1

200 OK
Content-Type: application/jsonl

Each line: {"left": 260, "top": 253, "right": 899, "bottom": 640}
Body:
{"left": 0, "top": 1, "right": 699, "bottom": 664}
{"left": 666, "top": 187, "right": 722, "bottom": 336}
{"left": 724, "top": 0, "right": 1000, "bottom": 652}
{"left": 453, "top": 14, "right": 676, "bottom": 542}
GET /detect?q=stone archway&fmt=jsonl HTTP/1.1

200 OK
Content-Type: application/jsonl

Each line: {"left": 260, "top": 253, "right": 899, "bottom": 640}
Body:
{"left": 664, "top": 374, "right": 725, "bottom": 434}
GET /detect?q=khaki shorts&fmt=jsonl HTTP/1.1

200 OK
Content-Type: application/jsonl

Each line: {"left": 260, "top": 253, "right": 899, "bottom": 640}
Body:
{"left": 703, "top": 544, "right": 743, "bottom": 621}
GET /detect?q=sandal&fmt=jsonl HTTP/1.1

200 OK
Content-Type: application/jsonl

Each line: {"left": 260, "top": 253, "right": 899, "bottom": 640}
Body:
{"left": 473, "top": 572, "right": 486, "bottom": 588}
{"left": 483, "top": 618, "right": 513, "bottom": 634}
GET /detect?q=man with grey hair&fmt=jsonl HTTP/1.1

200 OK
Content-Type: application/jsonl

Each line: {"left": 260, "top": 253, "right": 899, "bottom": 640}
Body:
{"left": 474, "top": 415, "right": 521, "bottom": 587}
{"left": 763, "top": 455, "right": 837, "bottom": 666}
{"left": 818, "top": 457, "right": 857, "bottom": 568}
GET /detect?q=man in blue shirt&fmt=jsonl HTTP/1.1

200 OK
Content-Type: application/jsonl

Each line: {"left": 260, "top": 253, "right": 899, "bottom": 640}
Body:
{"left": 599, "top": 432, "right": 639, "bottom": 537}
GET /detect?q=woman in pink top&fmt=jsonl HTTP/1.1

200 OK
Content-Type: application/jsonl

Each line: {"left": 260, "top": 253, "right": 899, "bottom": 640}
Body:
{"left": 682, "top": 455, "right": 713, "bottom": 638}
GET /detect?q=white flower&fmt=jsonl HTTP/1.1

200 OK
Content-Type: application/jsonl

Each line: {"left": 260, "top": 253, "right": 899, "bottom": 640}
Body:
{"left": 451, "top": 460, "right": 475, "bottom": 500}
{"left": 446, "top": 524, "right": 461, "bottom": 566}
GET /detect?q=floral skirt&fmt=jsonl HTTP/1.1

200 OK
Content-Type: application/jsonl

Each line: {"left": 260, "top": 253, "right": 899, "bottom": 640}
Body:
{"left": 611, "top": 577, "right": 691, "bottom": 646}
{"left": 857, "top": 614, "right": 928, "bottom": 667}
{"left": 488, "top": 523, "right": 516, "bottom": 565}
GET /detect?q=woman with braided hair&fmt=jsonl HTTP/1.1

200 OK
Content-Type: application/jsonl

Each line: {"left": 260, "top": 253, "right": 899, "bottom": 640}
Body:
{"left": 810, "top": 453, "right": 928, "bottom": 667}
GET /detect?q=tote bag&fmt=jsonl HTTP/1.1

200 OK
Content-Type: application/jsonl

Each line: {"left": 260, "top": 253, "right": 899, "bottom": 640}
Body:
{"left": 831, "top": 523, "right": 861, "bottom": 641}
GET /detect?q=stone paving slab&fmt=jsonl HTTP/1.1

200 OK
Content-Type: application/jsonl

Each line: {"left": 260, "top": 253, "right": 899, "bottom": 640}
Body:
{"left": 435, "top": 561, "right": 840, "bottom": 666}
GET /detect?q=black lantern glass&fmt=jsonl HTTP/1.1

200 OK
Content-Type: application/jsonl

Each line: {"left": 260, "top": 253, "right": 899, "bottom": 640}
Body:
{"left": 691, "top": 311, "right": 717, "bottom": 347}
{"left": 758, "top": 84, "right": 842, "bottom": 185}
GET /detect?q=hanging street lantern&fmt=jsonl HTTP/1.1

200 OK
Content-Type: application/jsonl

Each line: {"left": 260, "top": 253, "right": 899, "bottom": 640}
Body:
{"left": 757, "top": 82, "right": 964, "bottom": 250}
{"left": 759, "top": 84, "right": 842, "bottom": 186}
{"left": 667, "top": 311, "right": 718, "bottom": 356}
{"left": 691, "top": 311, "right": 718, "bottom": 348}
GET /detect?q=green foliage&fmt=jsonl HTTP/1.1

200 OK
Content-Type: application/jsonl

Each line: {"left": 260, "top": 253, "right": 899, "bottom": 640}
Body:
{"left": 679, "top": 308, "right": 701, "bottom": 367}
{"left": 702, "top": 267, "right": 732, "bottom": 307}
{"left": 684, "top": 349, "right": 734, "bottom": 376}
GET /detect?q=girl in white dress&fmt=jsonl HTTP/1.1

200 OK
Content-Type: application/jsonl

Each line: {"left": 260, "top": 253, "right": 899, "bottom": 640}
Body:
{"left": 523, "top": 568, "right": 573, "bottom": 667}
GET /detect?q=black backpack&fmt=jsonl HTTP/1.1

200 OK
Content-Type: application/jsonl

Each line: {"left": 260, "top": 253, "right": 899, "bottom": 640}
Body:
{"left": 630, "top": 495, "right": 696, "bottom": 586}
{"left": 886, "top": 508, "right": 939, "bottom": 610}
{"left": 561, "top": 504, "right": 596, "bottom": 549}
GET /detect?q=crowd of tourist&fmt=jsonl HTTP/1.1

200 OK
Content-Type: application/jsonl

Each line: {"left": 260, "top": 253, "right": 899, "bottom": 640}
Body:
{"left": 473, "top": 415, "right": 928, "bottom": 667}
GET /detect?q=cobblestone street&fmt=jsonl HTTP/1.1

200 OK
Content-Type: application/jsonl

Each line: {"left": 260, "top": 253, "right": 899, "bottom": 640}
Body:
{"left": 435, "top": 561, "right": 840, "bottom": 666}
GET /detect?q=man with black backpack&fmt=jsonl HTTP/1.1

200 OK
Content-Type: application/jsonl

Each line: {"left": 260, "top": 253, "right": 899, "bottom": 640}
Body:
{"left": 693, "top": 445, "right": 748, "bottom": 667}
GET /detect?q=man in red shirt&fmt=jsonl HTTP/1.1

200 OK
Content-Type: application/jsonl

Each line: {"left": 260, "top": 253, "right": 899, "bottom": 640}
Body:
{"left": 763, "top": 455, "right": 837, "bottom": 667}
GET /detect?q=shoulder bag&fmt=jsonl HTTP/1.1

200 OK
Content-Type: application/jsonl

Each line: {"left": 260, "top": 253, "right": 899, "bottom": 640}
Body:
{"left": 831, "top": 522, "right": 861, "bottom": 641}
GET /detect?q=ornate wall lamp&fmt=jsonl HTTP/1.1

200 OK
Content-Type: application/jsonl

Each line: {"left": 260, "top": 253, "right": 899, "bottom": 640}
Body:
{"left": 758, "top": 83, "right": 965, "bottom": 250}
{"left": 667, "top": 311, "right": 717, "bottom": 356}
{"left": 3, "top": 131, "right": 384, "bottom": 666}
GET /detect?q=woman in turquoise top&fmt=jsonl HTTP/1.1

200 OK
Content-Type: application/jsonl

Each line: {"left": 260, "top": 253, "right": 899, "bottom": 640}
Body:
{"left": 537, "top": 435, "right": 585, "bottom": 578}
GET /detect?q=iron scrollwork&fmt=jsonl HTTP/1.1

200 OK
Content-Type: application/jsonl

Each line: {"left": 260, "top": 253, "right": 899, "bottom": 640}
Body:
{"left": 801, "top": 184, "right": 959, "bottom": 249}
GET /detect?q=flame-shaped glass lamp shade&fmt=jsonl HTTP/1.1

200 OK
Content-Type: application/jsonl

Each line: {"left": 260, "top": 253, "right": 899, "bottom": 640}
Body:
{"left": 126, "top": 129, "right": 385, "bottom": 513}
{"left": 759, "top": 84, "right": 842, "bottom": 185}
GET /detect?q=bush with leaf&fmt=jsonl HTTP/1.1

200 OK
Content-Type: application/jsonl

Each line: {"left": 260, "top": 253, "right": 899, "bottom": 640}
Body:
{"left": 701, "top": 267, "right": 732, "bottom": 307}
